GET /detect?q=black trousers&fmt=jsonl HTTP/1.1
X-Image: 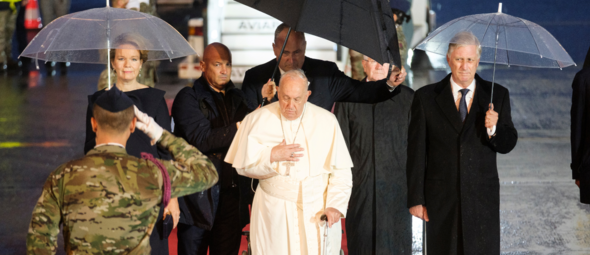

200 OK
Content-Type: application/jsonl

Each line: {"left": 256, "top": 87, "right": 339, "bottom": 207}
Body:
{"left": 177, "top": 187, "right": 242, "bottom": 255}
{"left": 150, "top": 205, "right": 170, "bottom": 254}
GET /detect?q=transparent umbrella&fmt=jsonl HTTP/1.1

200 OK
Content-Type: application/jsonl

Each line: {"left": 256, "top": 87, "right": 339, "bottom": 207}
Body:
{"left": 19, "top": 1, "right": 196, "bottom": 89}
{"left": 414, "top": 3, "right": 575, "bottom": 102}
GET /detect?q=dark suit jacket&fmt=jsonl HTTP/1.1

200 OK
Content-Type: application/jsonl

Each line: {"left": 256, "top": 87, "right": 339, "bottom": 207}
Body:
{"left": 571, "top": 67, "right": 590, "bottom": 203}
{"left": 241, "top": 57, "right": 397, "bottom": 110}
{"left": 407, "top": 74, "right": 517, "bottom": 255}
{"left": 172, "top": 77, "right": 253, "bottom": 230}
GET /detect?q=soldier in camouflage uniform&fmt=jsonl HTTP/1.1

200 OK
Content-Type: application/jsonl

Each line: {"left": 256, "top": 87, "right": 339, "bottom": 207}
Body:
{"left": 98, "top": 0, "right": 159, "bottom": 90}
{"left": 0, "top": 0, "right": 20, "bottom": 70}
{"left": 27, "top": 86, "right": 218, "bottom": 254}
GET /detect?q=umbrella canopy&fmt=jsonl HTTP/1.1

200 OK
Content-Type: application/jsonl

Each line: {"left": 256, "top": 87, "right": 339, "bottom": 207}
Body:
{"left": 236, "top": 0, "right": 401, "bottom": 68}
{"left": 20, "top": 7, "right": 196, "bottom": 64}
{"left": 414, "top": 9, "right": 575, "bottom": 69}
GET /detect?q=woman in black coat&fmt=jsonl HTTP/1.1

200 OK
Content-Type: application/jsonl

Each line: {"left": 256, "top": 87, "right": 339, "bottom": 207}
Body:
{"left": 84, "top": 39, "right": 175, "bottom": 254}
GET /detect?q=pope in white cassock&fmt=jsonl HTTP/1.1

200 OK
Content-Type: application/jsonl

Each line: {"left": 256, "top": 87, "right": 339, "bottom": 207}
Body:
{"left": 225, "top": 69, "right": 353, "bottom": 255}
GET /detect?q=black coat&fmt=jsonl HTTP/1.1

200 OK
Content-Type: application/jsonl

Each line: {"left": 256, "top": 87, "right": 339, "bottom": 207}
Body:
{"left": 84, "top": 87, "right": 172, "bottom": 159}
{"left": 335, "top": 85, "right": 414, "bottom": 255}
{"left": 241, "top": 57, "right": 397, "bottom": 111}
{"left": 406, "top": 74, "right": 517, "bottom": 255}
{"left": 571, "top": 66, "right": 590, "bottom": 203}
{"left": 171, "top": 77, "right": 253, "bottom": 230}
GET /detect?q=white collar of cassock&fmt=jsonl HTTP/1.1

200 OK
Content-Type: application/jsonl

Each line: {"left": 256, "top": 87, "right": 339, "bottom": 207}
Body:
{"left": 450, "top": 76, "right": 476, "bottom": 102}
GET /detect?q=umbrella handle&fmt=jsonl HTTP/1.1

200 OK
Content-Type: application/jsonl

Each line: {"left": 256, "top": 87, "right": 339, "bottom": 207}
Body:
{"left": 386, "top": 58, "right": 394, "bottom": 81}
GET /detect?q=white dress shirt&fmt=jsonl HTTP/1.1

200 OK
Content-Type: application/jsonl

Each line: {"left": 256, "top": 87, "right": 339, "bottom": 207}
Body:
{"left": 450, "top": 77, "right": 496, "bottom": 136}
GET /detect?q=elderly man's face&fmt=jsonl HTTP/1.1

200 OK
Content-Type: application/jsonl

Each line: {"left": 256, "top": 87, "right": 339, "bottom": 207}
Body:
{"left": 273, "top": 30, "right": 306, "bottom": 71}
{"left": 362, "top": 57, "right": 390, "bottom": 81}
{"left": 447, "top": 45, "right": 479, "bottom": 88}
{"left": 278, "top": 76, "right": 311, "bottom": 120}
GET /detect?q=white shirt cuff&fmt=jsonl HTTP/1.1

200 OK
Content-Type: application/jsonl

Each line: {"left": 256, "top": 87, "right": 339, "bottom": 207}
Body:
{"left": 487, "top": 125, "right": 496, "bottom": 136}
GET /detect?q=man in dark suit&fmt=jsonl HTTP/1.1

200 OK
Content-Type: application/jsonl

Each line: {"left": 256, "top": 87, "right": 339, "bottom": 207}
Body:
{"left": 172, "top": 43, "right": 253, "bottom": 255}
{"left": 241, "top": 23, "right": 407, "bottom": 111}
{"left": 407, "top": 31, "right": 518, "bottom": 254}
{"left": 571, "top": 46, "right": 590, "bottom": 204}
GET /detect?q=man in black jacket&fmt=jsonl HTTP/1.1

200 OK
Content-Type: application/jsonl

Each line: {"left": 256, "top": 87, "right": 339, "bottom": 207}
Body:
{"left": 571, "top": 45, "right": 590, "bottom": 204}
{"left": 241, "top": 23, "right": 407, "bottom": 110}
{"left": 407, "top": 32, "right": 517, "bottom": 254}
{"left": 172, "top": 43, "right": 252, "bottom": 255}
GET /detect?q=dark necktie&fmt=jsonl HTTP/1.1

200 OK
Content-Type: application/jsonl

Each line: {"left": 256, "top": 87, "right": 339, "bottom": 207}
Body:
{"left": 459, "top": 89, "right": 469, "bottom": 122}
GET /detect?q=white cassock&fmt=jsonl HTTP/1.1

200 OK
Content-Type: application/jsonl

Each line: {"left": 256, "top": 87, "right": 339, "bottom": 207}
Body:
{"left": 225, "top": 102, "right": 353, "bottom": 255}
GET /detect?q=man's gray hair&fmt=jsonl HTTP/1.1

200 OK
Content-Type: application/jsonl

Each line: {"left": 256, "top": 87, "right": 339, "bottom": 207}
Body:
{"left": 280, "top": 69, "right": 309, "bottom": 89}
{"left": 447, "top": 31, "right": 482, "bottom": 58}
{"left": 274, "top": 23, "right": 306, "bottom": 43}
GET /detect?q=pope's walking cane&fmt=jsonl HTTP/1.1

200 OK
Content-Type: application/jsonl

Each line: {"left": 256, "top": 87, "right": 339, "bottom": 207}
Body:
{"left": 321, "top": 214, "right": 329, "bottom": 255}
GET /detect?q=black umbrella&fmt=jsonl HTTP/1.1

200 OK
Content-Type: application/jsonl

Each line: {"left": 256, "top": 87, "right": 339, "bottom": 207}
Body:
{"left": 237, "top": 0, "right": 402, "bottom": 79}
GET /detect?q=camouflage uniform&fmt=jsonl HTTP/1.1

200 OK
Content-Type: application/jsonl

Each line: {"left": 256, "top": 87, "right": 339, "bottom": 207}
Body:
{"left": 98, "top": 0, "right": 159, "bottom": 90}
{"left": 26, "top": 130, "right": 218, "bottom": 255}
{"left": 39, "top": 0, "right": 70, "bottom": 27}
{"left": 0, "top": 0, "right": 19, "bottom": 68}
{"left": 349, "top": 49, "right": 365, "bottom": 81}
{"left": 396, "top": 24, "right": 408, "bottom": 69}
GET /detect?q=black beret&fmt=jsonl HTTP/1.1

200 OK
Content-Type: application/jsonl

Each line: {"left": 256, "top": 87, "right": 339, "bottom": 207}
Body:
{"left": 95, "top": 86, "right": 134, "bottom": 112}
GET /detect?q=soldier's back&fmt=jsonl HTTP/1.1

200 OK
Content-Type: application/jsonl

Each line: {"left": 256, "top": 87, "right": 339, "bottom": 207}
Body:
{"left": 49, "top": 146, "right": 162, "bottom": 254}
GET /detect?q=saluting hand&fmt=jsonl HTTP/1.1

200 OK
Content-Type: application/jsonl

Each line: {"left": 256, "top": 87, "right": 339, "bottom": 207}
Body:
{"left": 485, "top": 103, "right": 499, "bottom": 129}
{"left": 135, "top": 106, "right": 163, "bottom": 145}
{"left": 270, "top": 139, "right": 304, "bottom": 163}
{"left": 261, "top": 79, "right": 277, "bottom": 101}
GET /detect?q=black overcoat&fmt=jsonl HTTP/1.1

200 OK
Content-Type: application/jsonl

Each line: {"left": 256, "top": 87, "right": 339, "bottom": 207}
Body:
{"left": 335, "top": 85, "right": 414, "bottom": 255}
{"left": 171, "top": 76, "right": 253, "bottom": 230}
{"left": 406, "top": 74, "right": 517, "bottom": 255}
{"left": 571, "top": 66, "right": 590, "bottom": 203}
{"left": 241, "top": 57, "right": 397, "bottom": 111}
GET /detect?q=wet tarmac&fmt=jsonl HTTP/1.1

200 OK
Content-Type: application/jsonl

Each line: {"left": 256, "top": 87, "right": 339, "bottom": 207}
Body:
{"left": 1, "top": 59, "right": 589, "bottom": 254}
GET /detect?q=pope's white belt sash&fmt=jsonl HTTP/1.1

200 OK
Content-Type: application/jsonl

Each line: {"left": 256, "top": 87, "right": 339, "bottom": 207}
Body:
{"left": 259, "top": 174, "right": 327, "bottom": 205}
